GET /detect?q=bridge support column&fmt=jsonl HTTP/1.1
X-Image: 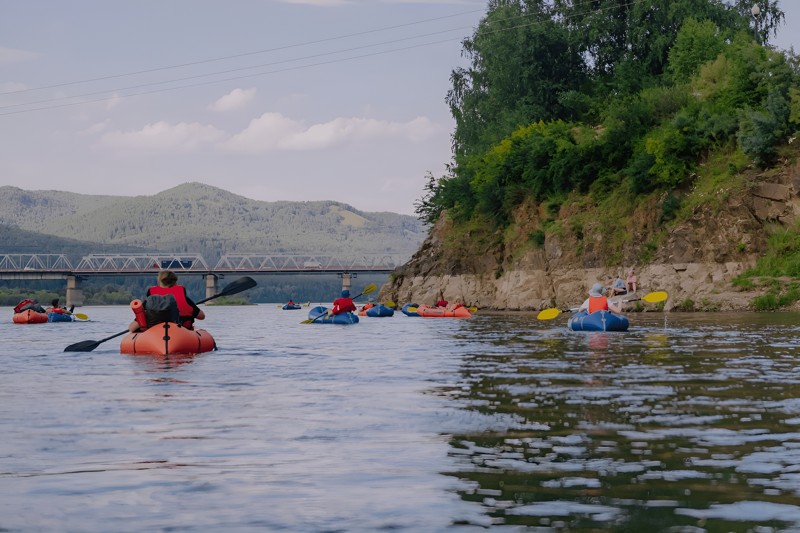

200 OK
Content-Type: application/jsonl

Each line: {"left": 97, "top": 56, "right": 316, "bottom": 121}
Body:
{"left": 66, "top": 276, "right": 84, "bottom": 308}
{"left": 205, "top": 275, "right": 218, "bottom": 300}
{"left": 340, "top": 272, "right": 353, "bottom": 293}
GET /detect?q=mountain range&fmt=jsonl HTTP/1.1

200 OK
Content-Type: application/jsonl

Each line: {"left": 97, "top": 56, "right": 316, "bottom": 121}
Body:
{"left": 0, "top": 183, "right": 426, "bottom": 263}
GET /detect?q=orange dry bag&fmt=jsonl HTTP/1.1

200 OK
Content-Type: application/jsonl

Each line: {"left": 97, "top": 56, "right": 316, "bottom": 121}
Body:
{"left": 131, "top": 299, "right": 147, "bottom": 328}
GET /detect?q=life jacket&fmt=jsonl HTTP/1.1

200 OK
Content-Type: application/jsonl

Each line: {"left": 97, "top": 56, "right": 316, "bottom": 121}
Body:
{"left": 588, "top": 295, "right": 610, "bottom": 313}
{"left": 14, "top": 299, "right": 36, "bottom": 313}
{"left": 436, "top": 299, "right": 448, "bottom": 308}
{"left": 331, "top": 297, "right": 356, "bottom": 315}
{"left": 148, "top": 285, "right": 194, "bottom": 326}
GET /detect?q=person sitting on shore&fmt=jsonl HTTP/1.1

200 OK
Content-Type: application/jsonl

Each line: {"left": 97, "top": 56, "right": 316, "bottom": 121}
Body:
{"left": 626, "top": 269, "right": 638, "bottom": 293}
{"left": 609, "top": 275, "right": 627, "bottom": 297}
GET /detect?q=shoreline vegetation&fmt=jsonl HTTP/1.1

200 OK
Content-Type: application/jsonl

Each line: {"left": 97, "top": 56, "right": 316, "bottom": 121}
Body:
{"left": 396, "top": 0, "right": 800, "bottom": 312}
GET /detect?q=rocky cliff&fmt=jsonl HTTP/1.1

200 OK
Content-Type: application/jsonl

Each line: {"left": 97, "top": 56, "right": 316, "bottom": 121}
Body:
{"left": 381, "top": 156, "right": 800, "bottom": 312}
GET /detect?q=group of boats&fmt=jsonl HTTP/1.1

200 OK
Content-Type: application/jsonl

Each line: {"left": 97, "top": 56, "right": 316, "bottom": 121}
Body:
{"left": 12, "top": 309, "right": 87, "bottom": 324}
{"left": 16, "top": 274, "right": 666, "bottom": 359}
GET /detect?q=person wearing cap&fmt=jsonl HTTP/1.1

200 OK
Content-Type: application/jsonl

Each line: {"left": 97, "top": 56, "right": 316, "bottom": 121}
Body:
{"left": 331, "top": 289, "right": 356, "bottom": 315}
{"left": 128, "top": 270, "right": 205, "bottom": 332}
{"left": 578, "top": 283, "right": 622, "bottom": 314}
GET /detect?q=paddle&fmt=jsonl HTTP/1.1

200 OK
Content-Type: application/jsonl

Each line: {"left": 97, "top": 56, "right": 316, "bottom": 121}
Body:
{"left": 536, "top": 290, "right": 669, "bottom": 320}
{"left": 73, "top": 313, "right": 89, "bottom": 320}
{"left": 64, "top": 276, "right": 257, "bottom": 352}
{"left": 301, "top": 283, "right": 377, "bottom": 324}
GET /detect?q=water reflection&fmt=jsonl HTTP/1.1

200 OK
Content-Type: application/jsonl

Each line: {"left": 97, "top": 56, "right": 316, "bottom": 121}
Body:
{"left": 442, "top": 312, "right": 800, "bottom": 531}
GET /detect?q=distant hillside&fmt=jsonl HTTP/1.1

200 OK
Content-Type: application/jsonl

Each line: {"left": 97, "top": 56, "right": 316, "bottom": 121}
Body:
{"left": 0, "top": 183, "right": 426, "bottom": 262}
{"left": 0, "top": 223, "right": 144, "bottom": 255}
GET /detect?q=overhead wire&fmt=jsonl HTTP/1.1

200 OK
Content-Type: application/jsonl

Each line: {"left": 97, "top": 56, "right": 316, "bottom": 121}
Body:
{"left": 0, "top": 0, "right": 647, "bottom": 117}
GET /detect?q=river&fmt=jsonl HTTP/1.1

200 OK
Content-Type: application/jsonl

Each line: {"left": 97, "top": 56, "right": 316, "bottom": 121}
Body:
{"left": 2, "top": 305, "right": 800, "bottom": 532}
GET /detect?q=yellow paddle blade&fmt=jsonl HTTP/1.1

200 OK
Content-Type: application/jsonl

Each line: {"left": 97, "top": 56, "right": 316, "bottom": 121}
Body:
{"left": 362, "top": 283, "right": 377, "bottom": 295}
{"left": 641, "top": 291, "right": 668, "bottom": 303}
{"left": 73, "top": 313, "right": 89, "bottom": 320}
{"left": 384, "top": 300, "right": 396, "bottom": 308}
{"left": 468, "top": 306, "right": 478, "bottom": 313}
{"left": 536, "top": 308, "right": 562, "bottom": 320}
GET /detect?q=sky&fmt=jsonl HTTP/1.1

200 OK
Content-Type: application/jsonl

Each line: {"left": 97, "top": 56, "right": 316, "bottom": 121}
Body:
{"left": 1, "top": 1, "right": 798, "bottom": 216}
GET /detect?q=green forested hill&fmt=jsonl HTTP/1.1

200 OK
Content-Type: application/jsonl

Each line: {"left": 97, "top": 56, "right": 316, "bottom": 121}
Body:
{"left": 0, "top": 183, "right": 425, "bottom": 261}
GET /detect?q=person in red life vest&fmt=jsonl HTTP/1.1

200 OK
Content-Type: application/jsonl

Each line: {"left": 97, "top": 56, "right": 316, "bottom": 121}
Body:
{"left": 435, "top": 290, "right": 448, "bottom": 308}
{"left": 331, "top": 289, "right": 356, "bottom": 315}
{"left": 447, "top": 298, "right": 465, "bottom": 312}
{"left": 578, "top": 283, "right": 622, "bottom": 314}
{"left": 14, "top": 298, "right": 46, "bottom": 314}
{"left": 128, "top": 270, "right": 205, "bottom": 332}
{"left": 46, "top": 298, "right": 74, "bottom": 315}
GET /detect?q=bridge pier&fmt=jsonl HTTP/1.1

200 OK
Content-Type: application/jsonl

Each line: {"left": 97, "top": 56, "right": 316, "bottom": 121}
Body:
{"left": 205, "top": 274, "right": 217, "bottom": 300}
{"left": 340, "top": 272, "right": 353, "bottom": 293}
{"left": 66, "top": 276, "right": 84, "bottom": 308}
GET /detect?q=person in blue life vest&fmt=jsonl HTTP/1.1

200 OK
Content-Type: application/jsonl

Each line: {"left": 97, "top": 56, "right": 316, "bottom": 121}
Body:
{"left": 578, "top": 283, "right": 622, "bottom": 314}
{"left": 128, "top": 270, "right": 205, "bottom": 332}
{"left": 330, "top": 289, "right": 356, "bottom": 315}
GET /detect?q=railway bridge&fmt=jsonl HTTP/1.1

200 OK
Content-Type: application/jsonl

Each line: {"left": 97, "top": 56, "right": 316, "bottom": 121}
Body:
{"left": 0, "top": 253, "right": 406, "bottom": 306}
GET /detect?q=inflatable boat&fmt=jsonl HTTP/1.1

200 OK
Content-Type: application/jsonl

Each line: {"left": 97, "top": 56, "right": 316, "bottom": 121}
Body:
{"left": 359, "top": 304, "right": 394, "bottom": 317}
{"left": 48, "top": 312, "right": 75, "bottom": 322}
{"left": 120, "top": 322, "right": 217, "bottom": 355}
{"left": 416, "top": 304, "right": 472, "bottom": 319}
{"left": 307, "top": 306, "right": 359, "bottom": 325}
{"left": 12, "top": 310, "right": 49, "bottom": 324}
{"left": 401, "top": 303, "right": 420, "bottom": 317}
{"left": 567, "top": 310, "right": 629, "bottom": 332}
{"left": 282, "top": 303, "right": 303, "bottom": 310}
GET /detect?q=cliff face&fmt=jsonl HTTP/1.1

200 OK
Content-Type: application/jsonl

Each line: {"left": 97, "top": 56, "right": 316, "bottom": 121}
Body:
{"left": 381, "top": 158, "right": 800, "bottom": 311}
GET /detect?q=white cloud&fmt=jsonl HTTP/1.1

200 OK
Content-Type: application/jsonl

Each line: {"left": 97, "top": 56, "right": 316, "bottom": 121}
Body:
{"left": 0, "top": 47, "right": 38, "bottom": 64}
{"left": 221, "top": 112, "right": 438, "bottom": 153}
{"left": 209, "top": 87, "right": 257, "bottom": 112}
{"left": 98, "top": 121, "right": 228, "bottom": 154}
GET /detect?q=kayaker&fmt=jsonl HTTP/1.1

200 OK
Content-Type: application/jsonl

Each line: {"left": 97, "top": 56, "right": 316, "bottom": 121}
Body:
{"left": 331, "top": 289, "right": 356, "bottom": 315}
{"left": 447, "top": 298, "right": 465, "bottom": 311}
{"left": 578, "top": 283, "right": 622, "bottom": 314}
{"left": 287, "top": 299, "right": 295, "bottom": 306}
{"left": 46, "top": 298, "right": 73, "bottom": 315}
{"left": 14, "top": 298, "right": 46, "bottom": 314}
{"left": 435, "top": 290, "right": 448, "bottom": 308}
{"left": 128, "top": 270, "right": 205, "bottom": 332}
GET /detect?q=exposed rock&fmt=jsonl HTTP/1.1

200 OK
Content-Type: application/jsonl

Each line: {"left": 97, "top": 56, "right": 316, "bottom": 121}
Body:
{"left": 382, "top": 159, "right": 800, "bottom": 312}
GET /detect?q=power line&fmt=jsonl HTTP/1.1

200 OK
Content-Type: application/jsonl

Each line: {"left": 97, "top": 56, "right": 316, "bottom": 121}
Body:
{"left": 1, "top": 0, "right": 652, "bottom": 117}
{"left": 0, "top": 8, "right": 486, "bottom": 97}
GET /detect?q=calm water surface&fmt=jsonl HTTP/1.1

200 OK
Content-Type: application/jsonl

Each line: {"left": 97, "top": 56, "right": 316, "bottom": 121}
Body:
{"left": 2, "top": 305, "right": 800, "bottom": 532}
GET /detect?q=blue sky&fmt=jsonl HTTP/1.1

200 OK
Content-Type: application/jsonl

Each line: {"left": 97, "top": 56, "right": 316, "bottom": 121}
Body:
{"left": 0, "top": 1, "right": 797, "bottom": 215}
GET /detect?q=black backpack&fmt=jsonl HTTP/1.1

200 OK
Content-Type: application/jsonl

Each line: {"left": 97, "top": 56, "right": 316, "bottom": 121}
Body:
{"left": 144, "top": 294, "right": 180, "bottom": 327}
